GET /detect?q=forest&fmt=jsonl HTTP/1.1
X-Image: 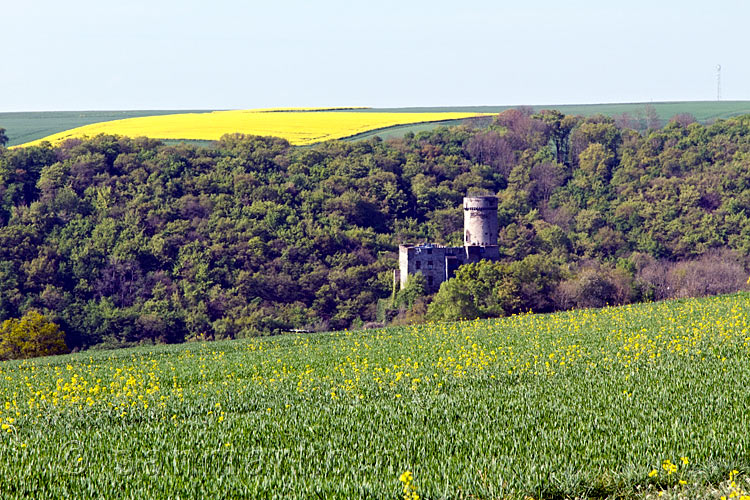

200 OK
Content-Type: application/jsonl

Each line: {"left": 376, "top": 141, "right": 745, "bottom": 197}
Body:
{"left": 0, "top": 109, "right": 749, "bottom": 350}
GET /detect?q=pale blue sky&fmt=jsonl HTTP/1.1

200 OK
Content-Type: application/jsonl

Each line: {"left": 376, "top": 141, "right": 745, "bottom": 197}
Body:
{"left": 2, "top": 0, "right": 747, "bottom": 111}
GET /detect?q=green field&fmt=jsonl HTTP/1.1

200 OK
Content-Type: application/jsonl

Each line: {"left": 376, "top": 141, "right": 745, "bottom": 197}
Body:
{"left": 352, "top": 101, "right": 750, "bottom": 121}
{"left": 344, "top": 101, "right": 750, "bottom": 142}
{"left": 343, "top": 117, "right": 491, "bottom": 142}
{"left": 0, "top": 110, "right": 211, "bottom": 147}
{"left": 4, "top": 101, "right": 750, "bottom": 148}
{"left": 1, "top": 293, "right": 749, "bottom": 499}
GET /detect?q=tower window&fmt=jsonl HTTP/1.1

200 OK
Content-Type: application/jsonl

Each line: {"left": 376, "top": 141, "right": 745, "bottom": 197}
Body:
{"left": 427, "top": 260, "right": 434, "bottom": 269}
{"left": 415, "top": 261, "right": 421, "bottom": 270}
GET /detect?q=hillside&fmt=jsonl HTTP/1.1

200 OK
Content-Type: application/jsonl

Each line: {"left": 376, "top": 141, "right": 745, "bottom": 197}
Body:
{"left": 1, "top": 292, "right": 748, "bottom": 498}
{"left": 5, "top": 109, "right": 491, "bottom": 148}
{"left": 0, "top": 110, "right": 212, "bottom": 147}
{"left": 348, "top": 101, "right": 750, "bottom": 142}
{"left": 3, "top": 101, "right": 750, "bottom": 147}
{"left": 1, "top": 110, "right": 750, "bottom": 347}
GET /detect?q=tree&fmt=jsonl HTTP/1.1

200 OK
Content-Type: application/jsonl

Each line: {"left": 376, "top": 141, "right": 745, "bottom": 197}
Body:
{"left": 578, "top": 143, "right": 615, "bottom": 180}
{"left": 534, "top": 110, "right": 579, "bottom": 166}
{"left": 427, "top": 261, "right": 520, "bottom": 321}
{"left": 0, "top": 310, "right": 69, "bottom": 360}
{"left": 669, "top": 113, "right": 697, "bottom": 127}
{"left": 427, "top": 278, "right": 480, "bottom": 322}
{"left": 644, "top": 105, "right": 662, "bottom": 129}
{"left": 466, "top": 131, "right": 516, "bottom": 176}
{"left": 0, "top": 128, "right": 7, "bottom": 147}
{"left": 569, "top": 115, "right": 621, "bottom": 167}
{"left": 395, "top": 272, "right": 427, "bottom": 310}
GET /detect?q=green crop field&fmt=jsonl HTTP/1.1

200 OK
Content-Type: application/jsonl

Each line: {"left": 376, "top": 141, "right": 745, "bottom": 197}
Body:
{"left": 354, "top": 101, "right": 750, "bottom": 122}
{"left": 4, "top": 102, "right": 750, "bottom": 148}
{"left": 344, "top": 101, "right": 750, "bottom": 143}
{"left": 1, "top": 292, "right": 749, "bottom": 499}
{"left": 0, "top": 110, "right": 212, "bottom": 147}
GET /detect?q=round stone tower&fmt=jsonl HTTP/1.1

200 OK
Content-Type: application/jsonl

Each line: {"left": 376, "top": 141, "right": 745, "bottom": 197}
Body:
{"left": 463, "top": 196, "right": 498, "bottom": 247}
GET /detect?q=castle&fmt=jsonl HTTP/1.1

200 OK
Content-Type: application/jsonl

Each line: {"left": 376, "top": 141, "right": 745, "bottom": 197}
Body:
{"left": 398, "top": 196, "right": 500, "bottom": 293}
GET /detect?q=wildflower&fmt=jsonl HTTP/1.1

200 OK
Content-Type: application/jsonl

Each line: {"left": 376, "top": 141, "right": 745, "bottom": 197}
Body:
{"left": 399, "top": 471, "right": 419, "bottom": 500}
{"left": 662, "top": 459, "right": 677, "bottom": 475}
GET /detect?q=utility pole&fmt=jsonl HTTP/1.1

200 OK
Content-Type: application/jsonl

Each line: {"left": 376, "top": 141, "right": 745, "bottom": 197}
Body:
{"left": 717, "top": 64, "right": 722, "bottom": 101}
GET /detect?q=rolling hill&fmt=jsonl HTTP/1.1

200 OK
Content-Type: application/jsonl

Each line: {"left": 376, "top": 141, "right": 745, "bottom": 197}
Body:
{"left": 3, "top": 101, "right": 750, "bottom": 148}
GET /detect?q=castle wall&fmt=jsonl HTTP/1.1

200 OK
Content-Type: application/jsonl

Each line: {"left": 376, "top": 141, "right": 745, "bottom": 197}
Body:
{"left": 398, "top": 246, "right": 411, "bottom": 290}
{"left": 400, "top": 245, "right": 452, "bottom": 293}
{"left": 399, "top": 196, "right": 501, "bottom": 294}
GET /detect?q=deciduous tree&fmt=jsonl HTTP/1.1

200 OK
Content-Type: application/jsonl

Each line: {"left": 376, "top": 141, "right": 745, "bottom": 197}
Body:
{"left": 0, "top": 310, "right": 68, "bottom": 360}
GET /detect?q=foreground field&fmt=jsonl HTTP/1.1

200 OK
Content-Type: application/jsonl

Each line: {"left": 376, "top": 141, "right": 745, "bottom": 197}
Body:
{"left": 13, "top": 109, "right": 490, "bottom": 147}
{"left": 0, "top": 293, "right": 749, "bottom": 499}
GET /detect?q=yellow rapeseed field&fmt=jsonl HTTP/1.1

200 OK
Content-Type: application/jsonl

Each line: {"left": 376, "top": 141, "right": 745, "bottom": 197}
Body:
{"left": 16, "top": 109, "right": 491, "bottom": 147}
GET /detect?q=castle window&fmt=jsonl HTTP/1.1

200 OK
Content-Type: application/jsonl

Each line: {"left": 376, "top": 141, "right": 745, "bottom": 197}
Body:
{"left": 427, "top": 248, "right": 433, "bottom": 255}
{"left": 415, "top": 261, "right": 421, "bottom": 270}
{"left": 427, "top": 260, "right": 434, "bottom": 269}
{"left": 428, "top": 276, "right": 434, "bottom": 286}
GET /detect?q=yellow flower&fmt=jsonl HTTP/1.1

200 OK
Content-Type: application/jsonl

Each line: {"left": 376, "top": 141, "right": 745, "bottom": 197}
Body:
{"left": 399, "top": 470, "right": 419, "bottom": 500}
{"left": 17, "top": 110, "right": 492, "bottom": 147}
{"left": 662, "top": 459, "right": 677, "bottom": 475}
{"left": 680, "top": 456, "right": 689, "bottom": 466}
{"left": 649, "top": 469, "right": 659, "bottom": 478}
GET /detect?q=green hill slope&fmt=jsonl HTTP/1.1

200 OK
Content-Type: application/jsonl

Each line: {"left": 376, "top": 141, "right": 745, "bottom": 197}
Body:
{"left": 347, "top": 101, "right": 750, "bottom": 141}
{"left": 3, "top": 101, "right": 750, "bottom": 147}
{"left": 0, "top": 110, "right": 212, "bottom": 147}
{"left": 1, "top": 292, "right": 748, "bottom": 498}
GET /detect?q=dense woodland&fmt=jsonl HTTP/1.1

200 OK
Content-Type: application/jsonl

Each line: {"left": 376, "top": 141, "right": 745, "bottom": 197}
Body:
{"left": 1, "top": 110, "right": 749, "bottom": 350}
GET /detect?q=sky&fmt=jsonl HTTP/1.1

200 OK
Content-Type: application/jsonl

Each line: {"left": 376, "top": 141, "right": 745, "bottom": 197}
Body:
{"left": 2, "top": 0, "right": 748, "bottom": 111}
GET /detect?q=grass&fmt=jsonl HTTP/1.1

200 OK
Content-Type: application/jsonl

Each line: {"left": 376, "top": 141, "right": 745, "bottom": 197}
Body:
{"left": 0, "top": 292, "right": 748, "bottom": 499}
{"left": 4, "top": 102, "right": 750, "bottom": 148}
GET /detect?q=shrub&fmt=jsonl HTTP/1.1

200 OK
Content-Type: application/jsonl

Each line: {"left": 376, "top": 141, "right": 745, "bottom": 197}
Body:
{"left": 552, "top": 263, "right": 636, "bottom": 310}
{"left": 427, "top": 279, "right": 481, "bottom": 322}
{"left": 666, "top": 249, "right": 748, "bottom": 299}
{"left": 394, "top": 273, "right": 427, "bottom": 310}
{"left": 0, "top": 310, "right": 69, "bottom": 360}
{"left": 636, "top": 249, "right": 748, "bottom": 300}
